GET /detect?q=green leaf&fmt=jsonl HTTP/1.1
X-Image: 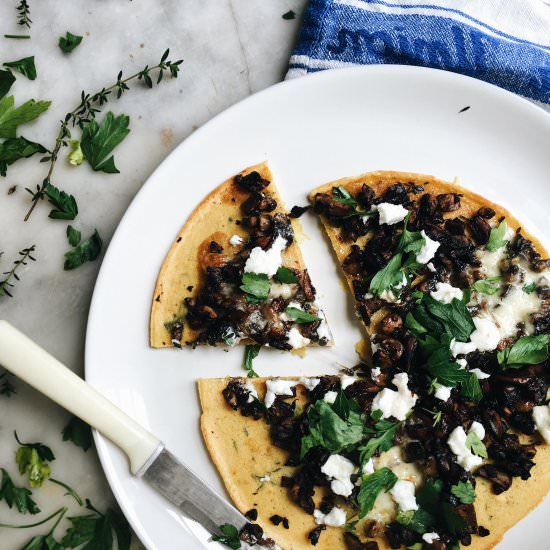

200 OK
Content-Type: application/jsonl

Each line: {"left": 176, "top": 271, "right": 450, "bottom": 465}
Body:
{"left": 397, "top": 215, "right": 424, "bottom": 255}
{"left": 66, "top": 226, "right": 81, "bottom": 247}
{"left": 21, "top": 534, "right": 64, "bottom": 550}
{"left": 522, "top": 282, "right": 537, "bottom": 294}
{"left": 14, "top": 433, "right": 55, "bottom": 462}
{"left": 332, "top": 185, "right": 358, "bottom": 206}
{"left": 465, "top": 431, "right": 487, "bottom": 458}
{"left": 404, "top": 312, "right": 427, "bottom": 335}
{"left": 16, "top": 448, "right": 51, "bottom": 488}
{"left": 62, "top": 415, "right": 92, "bottom": 451}
{"left": 497, "top": 334, "right": 549, "bottom": 369}
{"left": 300, "top": 400, "right": 364, "bottom": 458}
{"left": 0, "top": 468, "right": 40, "bottom": 514}
{"left": 275, "top": 266, "right": 297, "bottom": 284}
{"left": 486, "top": 221, "right": 508, "bottom": 252}
{"left": 0, "top": 136, "right": 46, "bottom": 176}
{"left": 212, "top": 523, "right": 241, "bottom": 550}
{"left": 3, "top": 57, "right": 36, "bottom": 80}
{"left": 471, "top": 276, "right": 502, "bottom": 295}
{"left": 460, "top": 373, "right": 483, "bottom": 404}
{"left": 451, "top": 481, "right": 476, "bottom": 504}
{"left": 422, "top": 295, "right": 474, "bottom": 342}
{"left": 284, "top": 306, "right": 321, "bottom": 324}
{"left": 359, "top": 419, "right": 400, "bottom": 464}
{"left": 356, "top": 468, "right": 398, "bottom": 518}
{"left": 331, "top": 388, "right": 360, "bottom": 421}
{"left": 45, "top": 182, "right": 78, "bottom": 220}
{"left": 80, "top": 111, "right": 130, "bottom": 173}
{"left": 0, "top": 96, "right": 51, "bottom": 139}
{"left": 67, "top": 140, "right": 83, "bottom": 166}
{"left": 58, "top": 32, "right": 83, "bottom": 54}
{"left": 0, "top": 69, "right": 16, "bottom": 100}
{"left": 64, "top": 229, "right": 103, "bottom": 270}
{"left": 396, "top": 508, "right": 434, "bottom": 535}
{"left": 243, "top": 344, "right": 260, "bottom": 377}
{"left": 240, "top": 272, "right": 270, "bottom": 301}
{"left": 369, "top": 252, "right": 403, "bottom": 295}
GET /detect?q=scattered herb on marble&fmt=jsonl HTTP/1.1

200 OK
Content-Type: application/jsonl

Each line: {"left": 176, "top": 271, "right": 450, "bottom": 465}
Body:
{"left": 0, "top": 468, "right": 40, "bottom": 514}
{"left": 0, "top": 137, "right": 47, "bottom": 177}
{"left": 58, "top": 32, "right": 83, "bottom": 54}
{"left": 0, "top": 245, "right": 36, "bottom": 298}
{"left": 282, "top": 10, "right": 296, "bottom": 20}
{"left": 0, "top": 369, "right": 16, "bottom": 396}
{"left": 0, "top": 96, "right": 51, "bottom": 139}
{"left": 45, "top": 183, "right": 78, "bottom": 220}
{"left": 4, "top": 34, "right": 31, "bottom": 40}
{"left": 16, "top": 0, "right": 32, "bottom": 29}
{"left": 62, "top": 416, "right": 93, "bottom": 452}
{"left": 15, "top": 432, "right": 55, "bottom": 488}
{"left": 66, "top": 226, "right": 81, "bottom": 248}
{"left": 49, "top": 479, "right": 83, "bottom": 506}
{"left": 0, "top": 68, "right": 16, "bottom": 99}
{"left": 63, "top": 229, "right": 102, "bottom": 271}
{"left": 3, "top": 57, "right": 37, "bottom": 81}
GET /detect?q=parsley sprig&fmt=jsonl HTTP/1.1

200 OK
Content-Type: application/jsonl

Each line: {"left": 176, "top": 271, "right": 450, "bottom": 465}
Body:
{"left": 243, "top": 345, "right": 260, "bottom": 377}
{"left": 16, "top": 0, "right": 32, "bottom": 29}
{"left": 497, "top": 334, "right": 549, "bottom": 370}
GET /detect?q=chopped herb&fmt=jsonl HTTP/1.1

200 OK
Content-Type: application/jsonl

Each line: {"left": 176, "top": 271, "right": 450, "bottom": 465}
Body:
{"left": 16, "top": 0, "right": 32, "bottom": 28}
{"left": 0, "top": 137, "right": 47, "bottom": 177}
{"left": 0, "top": 69, "right": 16, "bottom": 100}
{"left": 0, "top": 245, "right": 36, "bottom": 298}
{"left": 332, "top": 185, "right": 357, "bottom": 206}
{"left": 62, "top": 416, "right": 92, "bottom": 452}
{"left": 0, "top": 96, "right": 51, "bottom": 139}
{"left": 497, "top": 334, "right": 549, "bottom": 369}
{"left": 405, "top": 312, "right": 427, "bottom": 334}
{"left": 275, "top": 266, "right": 297, "bottom": 284}
{"left": 369, "top": 252, "right": 404, "bottom": 296}
{"left": 0, "top": 468, "right": 40, "bottom": 514}
{"left": 465, "top": 431, "right": 487, "bottom": 458}
{"left": 357, "top": 468, "right": 398, "bottom": 518}
{"left": 522, "top": 282, "right": 537, "bottom": 294}
{"left": 243, "top": 345, "right": 260, "bottom": 377}
{"left": 15, "top": 440, "right": 53, "bottom": 488}
{"left": 450, "top": 481, "right": 476, "bottom": 504}
{"left": 45, "top": 183, "right": 78, "bottom": 220}
{"left": 486, "top": 221, "right": 509, "bottom": 252}
{"left": 0, "top": 370, "right": 16, "bottom": 396}
{"left": 358, "top": 416, "right": 401, "bottom": 465}
{"left": 284, "top": 306, "right": 321, "bottom": 324}
{"left": 49, "top": 478, "right": 83, "bottom": 506}
{"left": 282, "top": 10, "right": 296, "bottom": 20}
{"left": 396, "top": 508, "right": 434, "bottom": 534}
{"left": 3, "top": 57, "right": 36, "bottom": 80}
{"left": 471, "top": 276, "right": 502, "bottom": 295}
{"left": 331, "top": 388, "right": 360, "bottom": 421}
{"left": 67, "top": 140, "right": 83, "bottom": 166}
{"left": 66, "top": 226, "right": 81, "bottom": 247}
{"left": 63, "top": 229, "right": 102, "bottom": 270}
{"left": 460, "top": 373, "right": 482, "bottom": 403}
{"left": 420, "top": 295, "right": 474, "bottom": 342}
{"left": 212, "top": 523, "right": 240, "bottom": 550}
{"left": 240, "top": 272, "right": 270, "bottom": 301}
{"left": 58, "top": 32, "right": 83, "bottom": 54}
{"left": 80, "top": 112, "right": 130, "bottom": 173}
{"left": 458, "top": 106, "right": 471, "bottom": 113}
{"left": 221, "top": 326, "right": 237, "bottom": 346}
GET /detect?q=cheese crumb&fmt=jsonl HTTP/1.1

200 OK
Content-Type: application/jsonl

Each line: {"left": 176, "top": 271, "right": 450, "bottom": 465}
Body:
{"left": 264, "top": 379, "right": 298, "bottom": 408}
{"left": 470, "top": 368, "right": 491, "bottom": 380}
{"left": 244, "top": 236, "right": 287, "bottom": 277}
{"left": 321, "top": 454, "right": 357, "bottom": 497}
{"left": 447, "top": 423, "right": 486, "bottom": 471}
{"left": 371, "top": 367, "right": 381, "bottom": 380}
{"left": 434, "top": 384, "right": 452, "bottom": 401}
{"left": 229, "top": 234, "right": 243, "bottom": 246}
{"left": 287, "top": 326, "right": 311, "bottom": 349}
{"left": 376, "top": 202, "right": 409, "bottom": 225}
{"left": 416, "top": 231, "right": 440, "bottom": 264}
{"left": 469, "top": 315, "right": 501, "bottom": 351}
{"left": 362, "top": 458, "right": 375, "bottom": 475}
{"left": 532, "top": 405, "right": 550, "bottom": 444}
{"left": 390, "top": 479, "right": 418, "bottom": 512}
{"left": 450, "top": 339, "right": 477, "bottom": 357}
{"left": 372, "top": 373, "right": 417, "bottom": 421}
{"left": 323, "top": 391, "right": 338, "bottom": 404}
{"left": 269, "top": 282, "right": 296, "bottom": 299}
{"left": 340, "top": 375, "right": 357, "bottom": 390}
{"left": 299, "top": 377, "right": 320, "bottom": 391}
{"left": 244, "top": 381, "right": 258, "bottom": 403}
{"left": 313, "top": 506, "right": 347, "bottom": 527}
{"left": 430, "top": 282, "right": 463, "bottom": 304}
{"left": 423, "top": 533, "right": 440, "bottom": 544}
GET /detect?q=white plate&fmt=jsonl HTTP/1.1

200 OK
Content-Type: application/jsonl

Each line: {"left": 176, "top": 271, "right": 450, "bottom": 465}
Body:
{"left": 86, "top": 65, "right": 550, "bottom": 550}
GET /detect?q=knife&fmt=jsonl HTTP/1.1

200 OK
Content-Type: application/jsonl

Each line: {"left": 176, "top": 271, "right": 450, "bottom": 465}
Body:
{"left": 0, "top": 320, "right": 248, "bottom": 539}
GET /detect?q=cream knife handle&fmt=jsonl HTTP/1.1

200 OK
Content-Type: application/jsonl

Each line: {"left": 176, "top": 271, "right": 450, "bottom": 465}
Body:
{"left": 0, "top": 320, "right": 162, "bottom": 475}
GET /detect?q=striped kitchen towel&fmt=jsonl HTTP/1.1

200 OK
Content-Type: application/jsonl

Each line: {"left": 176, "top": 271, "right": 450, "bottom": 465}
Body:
{"left": 287, "top": 0, "right": 550, "bottom": 103}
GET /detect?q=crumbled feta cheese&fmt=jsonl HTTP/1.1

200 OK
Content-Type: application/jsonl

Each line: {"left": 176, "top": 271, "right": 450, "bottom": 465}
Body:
{"left": 469, "top": 315, "right": 501, "bottom": 352}
{"left": 434, "top": 385, "right": 452, "bottom": 402}
{"left": 286, "top": 326, "right": 311, "bottom": 349}
{"left": 430, "top": 282, "right": 463, "bottom": 304}
{"left": 321, "top": 454, "right": 357, "bottom": 497}
{"left": 244, "top": 381, "right": 258, "bottom": 403}
{"left": 427, "top": 262, "right": 436, "bottom": 272}
{"left": 532, "top": 405, "right": 550, "bottom": 444}
{"left": 423, "top": 533, "right": 440, "bottom": 544}
{"left": 371, "top": 340, "right": 380, "bottom": 354}
{"left": 340, "top": 375, "right": 357, "bottom": 390}
{"left": 450, "top": 339, "right": 477, "bottom": 357}
{"left": 456, "top": 358, "right": 468, "bottom": 369}
{"left": 269, "top": 282, "right": 296, "bottom": 299}
{"left": 323, "top": 391, "right": 338, "bottom": 404}
{"left": 299, "top": 377, "right": 320, "bottom": 391}
{"left": 229, "top": 234, "right": 243, "bottom": 246}
{"left": 259, "top": 475, "right": 270, "bottom": 482}
{"left": 447, "top": 424, "right": 486, "bottom": 471}
{"left": 390, "top": 479, "right": 418, "bottom": 512}
{"left": 372, "top": 373, "right": 417, "bottom": 421}
{"left": 416, "top": 231, "right": 440, "bottom": 264}
{"left": 470, "top": 368, "right": 491, "bottom": 379}
{"left": 244, "top": 235, "right": 287, "bottom": 277}
{"left": 364, "top": 292, "right": 374, "bottom": 300}
{"left": 371, "top": 367, "right": 381, "bottom": 380}
{"left": 379, "top": 289, "right": 400, "bottom": 303}
{"left": 317, "top": 316, "right": 332, "bottom": 342}
{"left": 362, "top": 458, "right": 375, "bottom": 475}
{"left": 313, "top": 506, "right": 347, "bottom": 527}
{"left": 377, "top": 202, "right": 409, "bottom": 225}
{"left": 264, "top": 379, "right": 298, "bottom": 408}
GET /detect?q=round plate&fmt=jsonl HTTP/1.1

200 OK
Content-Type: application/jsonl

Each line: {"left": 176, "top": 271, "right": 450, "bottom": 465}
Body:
{"left": 86, "top": 65, "right": 550, "bottom": 550}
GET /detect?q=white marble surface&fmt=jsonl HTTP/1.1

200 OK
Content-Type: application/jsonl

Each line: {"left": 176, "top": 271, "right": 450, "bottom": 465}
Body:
{"left": 0, "top": 1, "right": 305, "bottom": 547}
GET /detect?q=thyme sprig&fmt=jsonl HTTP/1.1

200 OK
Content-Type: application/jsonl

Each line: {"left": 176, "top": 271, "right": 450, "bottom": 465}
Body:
{"left": 24, "top": 49, "right": 183, "bottom": 221}
{"left": 0, "top": 245, "right": 36, "bottom": 298}
{"left": 16, "top": 0, "right": 32, "bottom": 29}
{"left": 0, "top": 370, "right": 16, "bottom": 397}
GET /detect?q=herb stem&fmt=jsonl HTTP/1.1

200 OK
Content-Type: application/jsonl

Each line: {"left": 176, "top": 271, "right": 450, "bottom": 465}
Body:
{"left": 4, "top": 34, "right": 31, "bottom": 39}
{"left": 0, "top": 506, "right": 67, "bottom": 529}
{"left": 50, "top": 478, "right": 83, "bottom": 506}
{"left": 0, "top": 245, "right": 36, "bottom": 298}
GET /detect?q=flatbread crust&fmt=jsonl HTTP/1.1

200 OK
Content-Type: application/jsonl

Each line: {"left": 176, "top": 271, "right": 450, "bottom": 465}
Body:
{"left": 150, "top": 162, "right": 310, "bottom": 348}
{"left": 198, "top": 377, "right": 550, "bottom": 550}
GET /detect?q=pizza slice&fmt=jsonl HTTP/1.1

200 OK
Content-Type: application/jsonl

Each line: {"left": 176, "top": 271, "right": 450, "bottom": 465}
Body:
{"left": 150, "top": 162, "right": 331, "bottom": 349}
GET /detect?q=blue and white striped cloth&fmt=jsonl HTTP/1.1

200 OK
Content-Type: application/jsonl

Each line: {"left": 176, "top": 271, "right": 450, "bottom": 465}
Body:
{"left": 287, "top": 0, "right": 550, "bottom": 103}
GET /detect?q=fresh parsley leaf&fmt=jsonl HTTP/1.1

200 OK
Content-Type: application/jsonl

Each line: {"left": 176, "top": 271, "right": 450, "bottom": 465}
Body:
{"left": 396, "top": 508, "right": 434, "bottom": 534}
{"left": 465, "top": 431, "right": 487, "bottom": 458}
{"left": 300, "top": 400, "right": 364, "bottom": 458}
{"left": 61, "top": 501, "right": 131, "bottom": 550}
{"left": 21, "top": 534, "right": 64, "bottom": 550}
{"left": 450, "top": 481, "right": 476, "bottom": 504}
{"left": 15, "top": 448, "right": 51, "bottom": 488}
{"left": 212, "top": 523, "right": 240, "bottom": 550}
{"left": 63, "top": 230, "right": 102, "bottom": 270}
{"left": 62, "top": 416, "right": 92, "bottom": 452}
{"left": 0, "top": 69, "right": 16, "bottom": 100}
{"left": 398, "top": 216, "right": 424, "bottom": 255}
{"left": 486, "top": 220, "right": 509, "bottom": 252}
{"left": 58, "top": 32, "right": 83, "bottom": 54}
{"left": 471, "top": 276, "right": 502, "bottom": 295}
{"left": 497, "top": 334, "right": 549, "bottom": 369}
{"left": 240, "top": 272, "right": 270, "bottom": 301}
{"left": 14, "top": 432, "right": 55, "bottom": 462}
{"left": 282, "top": 9, "right": 296, "bottom": 20}
{"left": 422, "top": 295, "right": 474, "bottom": 342}
{"left": 522, "top": 282, "right": 537, "bottom": 294}
{"left": 3, "top": 56, "right": 36, "bottom": 80}
{"left": 0, "top": 468, "right": 40, "bottom": 514}
{"left": 284, "top": 306, "right": 321, "bottom": 324}
{"left": 331, "top": 388, "right": 360, "bottom": 421}
{"left": 0, "top": 136, "right": 46, "bottom": 177}
{"left": 359, "top": 418, "right": 400, "bottom": 464}
{"left": 243, "top": 344, "right": 260, "bottom": 377}
{"left": 405, "top": 312, "right": 427, "bottom": 334}
{"left": 275, "top": 266, "right": 297, "bottom": 284}
{"left": 45, "top": 182, "right": 78, "bottom": 220}
{"left": 80, "top": 111, "right": 130, "bottom": 173}
{"left": 460, "top": 373, "right": 483, "bottom": 403}
{"left": 357, "top": 468, "right": 398, "bottom": 518}
{"left": 369, "top": 252, "right": 404, "bottom": 295}
{"left": 0, "top": 96, "right": 51, "bottom": 139}
{"left": 332, "top": 185, "right": 358, "bottom": 206}
{"left": 67, "top": 139, "right": 83, "bottom": 166}
{"left": 66, "top": 226, "right": 81, "bottom": 247}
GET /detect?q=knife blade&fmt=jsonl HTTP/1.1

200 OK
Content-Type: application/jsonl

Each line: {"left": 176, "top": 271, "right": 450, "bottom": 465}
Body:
{"left": 0, "top": 321, "right": 248, "bottom": 538}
